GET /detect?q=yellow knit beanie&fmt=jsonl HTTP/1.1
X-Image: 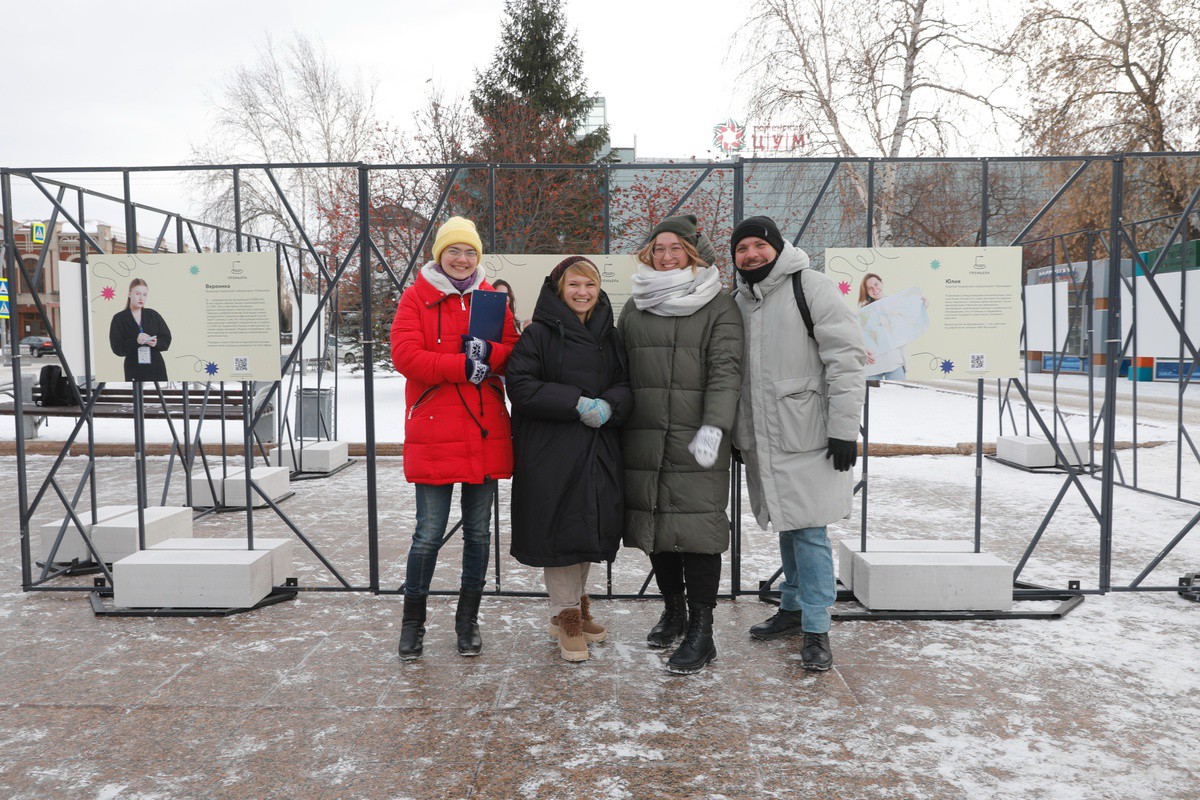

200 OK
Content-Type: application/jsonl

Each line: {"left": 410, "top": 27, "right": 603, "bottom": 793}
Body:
{"left": 431, "top": 216, "right": 484, "bottom": 263}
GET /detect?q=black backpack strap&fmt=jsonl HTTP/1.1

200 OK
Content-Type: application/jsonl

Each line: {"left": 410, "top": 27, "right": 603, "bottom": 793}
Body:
{"left": 792, "top": 271, "right": 816, "bottom": 341}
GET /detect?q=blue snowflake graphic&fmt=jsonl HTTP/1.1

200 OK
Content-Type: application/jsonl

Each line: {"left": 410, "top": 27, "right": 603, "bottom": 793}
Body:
{"left": 189, "top": 265, "right": 200, "bottom": 276}
{"left": 204, "top": 361, "right": 219, "bottom": 376}
{"left": 940, "top": 359, "right": 955, "bottom": 374}
{"left": 930, "top": 259, "right": 941, "bottom": 271}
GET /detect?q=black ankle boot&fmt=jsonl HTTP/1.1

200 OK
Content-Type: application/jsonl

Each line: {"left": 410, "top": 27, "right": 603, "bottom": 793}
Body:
{"left": 455, "top": 590, "right": 483, "bottom": 656}
{"left": 647, "top": 593, "right": 688, "bottom": 648}
{"left": 749, "top": 609, "right": 804, "bottom": 641}
{"left": 398, "top": 594, "right": 427, "bottom": 661}
{"left": 800, "top": 632, "right": 833, "bottom": 672}
{"left": 666, "top": 603, "right": 716, "bottom": 675}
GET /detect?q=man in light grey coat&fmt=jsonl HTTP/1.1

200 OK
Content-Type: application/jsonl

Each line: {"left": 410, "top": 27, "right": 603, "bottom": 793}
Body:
{"left": 730, "top": 216, "right": 865, "bottom": 671}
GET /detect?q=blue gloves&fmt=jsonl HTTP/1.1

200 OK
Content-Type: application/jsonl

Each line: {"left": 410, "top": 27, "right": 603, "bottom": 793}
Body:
{"left": 465, "top": 357, "right": 490, "bottom": 385}
{"left": 461, "top": 336, "right": 492, "bottom": 362}
{"left": 576, "top": 396, "right": 613, "bottom": 428}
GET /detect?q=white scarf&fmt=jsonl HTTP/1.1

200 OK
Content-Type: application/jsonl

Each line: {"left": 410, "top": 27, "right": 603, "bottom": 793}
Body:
{"left": 630, "top": 264, "right": 722, "bottom": 317}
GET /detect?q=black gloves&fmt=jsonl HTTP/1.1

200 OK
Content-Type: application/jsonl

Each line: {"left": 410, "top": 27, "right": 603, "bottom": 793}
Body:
{"left": 730, "top": 445, "right": 744, "bottom": 465}
{"left": 825, "top": 437, "right": 858, "bottom": 472}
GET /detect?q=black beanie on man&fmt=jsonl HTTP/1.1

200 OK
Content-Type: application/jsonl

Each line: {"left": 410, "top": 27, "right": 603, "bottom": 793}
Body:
{"left": 649, "top": 214, "right": 718, "bottom": 267}
{"left": 731, "top": 216, "right": 787, "bottom": 285}
{"left": 730, "top": 216, "right": 786, "bottom": 261}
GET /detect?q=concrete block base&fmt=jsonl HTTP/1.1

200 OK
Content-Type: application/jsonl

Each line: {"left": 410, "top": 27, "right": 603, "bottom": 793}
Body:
{"left": 224, "top": 467, "right": 291, "bottom": 507}
{"left": 995, "top": 435, "right": 1085, "bottom": 468}
{"left": 151, "top": 537, "right": 295, "bottom": 584}
{"left": 87, "top": 507, "right": 194, "bottom": 563}
{"left": 40, "top": 505, "right": 140, "bottom": 563}
{"left": 837, "top": 538, "right": 975, "bottom": 591}
{"left": 189, "top": 471, "right": 224, "bottom": 508}
{"left": 269, "top": 440, "right": 349, "bottom": 473}
{"left": 190, "top": 466, "right": 291, "bottom": 508}
{"left": 852, "top": 551, "right": 1014, "bottom": 611}
{"left": 113, "top": 549, "right": 274, "bottom": 609}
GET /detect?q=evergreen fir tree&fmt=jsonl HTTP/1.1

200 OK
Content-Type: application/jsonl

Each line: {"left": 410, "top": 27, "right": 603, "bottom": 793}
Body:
{"left": 449, "top": 0, "right": 609, "bottom": 254}
{"left": 471, "top": 0, "right": 608, "bottom": 161}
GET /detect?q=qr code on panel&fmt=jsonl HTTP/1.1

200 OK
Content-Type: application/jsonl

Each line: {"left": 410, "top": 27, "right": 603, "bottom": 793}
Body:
{"left": 969, "top": 353, "right": 986, "bottom": 371}
{"left": 233, "top": 356, "right": 249, "bottom": 375}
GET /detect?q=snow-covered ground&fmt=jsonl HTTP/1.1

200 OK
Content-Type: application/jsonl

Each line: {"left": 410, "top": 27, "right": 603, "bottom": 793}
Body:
{"left": 4, "top": 441, "right": 1200, "bottom": 799}
{"left": 4, "top": 367, "right": 1200, "bottom": 798}
{"left": 4, "top": 366, "right": 1193, "bottom": 448}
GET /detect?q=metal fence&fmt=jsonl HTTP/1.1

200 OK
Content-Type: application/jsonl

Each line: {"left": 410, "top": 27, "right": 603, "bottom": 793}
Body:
{"left": 4, "top": 153, "right": 1200, "bottom": 606}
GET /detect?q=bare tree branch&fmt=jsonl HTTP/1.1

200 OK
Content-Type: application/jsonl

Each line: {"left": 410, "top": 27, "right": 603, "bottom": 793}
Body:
{"left": 188, "top": 32, "right": 379, "bottom": 248}
{"left": 737, "top": 0, "right": 1013, "bottom": 244}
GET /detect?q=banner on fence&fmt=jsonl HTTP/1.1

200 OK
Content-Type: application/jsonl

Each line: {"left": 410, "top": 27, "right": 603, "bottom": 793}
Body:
{"left": 826, "top": 247, "right": 1022, "bottom": 381}
{"left": 87, "top": 252, "right": 281, "bottom": 382}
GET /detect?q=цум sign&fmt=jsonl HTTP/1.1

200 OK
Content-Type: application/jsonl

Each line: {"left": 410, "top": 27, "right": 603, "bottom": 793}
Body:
{"left": 711, "top": 121, "right": 807, "bottom": 155}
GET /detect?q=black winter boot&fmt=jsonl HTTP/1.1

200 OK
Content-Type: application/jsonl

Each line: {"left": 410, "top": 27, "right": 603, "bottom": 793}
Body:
{"left": 455, "top": 590, "right": 484, "bottom": 657}
{"left": 749, "top": 609, "right": 804, "bottom": 641}
{"left": 646, "top": 593, "right": 688, "bottom": 648}
{"left": 397, "top": 595, "right": 427, "bottom": 661}
{"left": 800, "top": 632, "right": 833, "bottom": 672}
{"left": 666, "top": 603, "right": 717, "bottom": 675}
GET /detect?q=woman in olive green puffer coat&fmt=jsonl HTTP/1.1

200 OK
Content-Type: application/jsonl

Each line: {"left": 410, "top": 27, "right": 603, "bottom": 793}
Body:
{"left": 618, "top": 214, "right": 744, "bottom": 675}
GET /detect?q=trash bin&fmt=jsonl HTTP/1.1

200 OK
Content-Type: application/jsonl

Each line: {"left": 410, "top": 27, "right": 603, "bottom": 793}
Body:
{"left": 295, "top": 387, "right": 333, "bottom": 439}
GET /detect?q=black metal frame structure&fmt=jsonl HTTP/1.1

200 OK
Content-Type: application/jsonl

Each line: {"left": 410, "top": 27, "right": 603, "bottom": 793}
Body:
{"left": 4, "top": 153, "right": 1199, "bottom": 610}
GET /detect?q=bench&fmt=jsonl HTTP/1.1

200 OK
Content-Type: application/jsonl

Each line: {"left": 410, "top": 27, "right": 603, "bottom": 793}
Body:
{"left": 0, "top": 381, "right": 275, "bottom": 439}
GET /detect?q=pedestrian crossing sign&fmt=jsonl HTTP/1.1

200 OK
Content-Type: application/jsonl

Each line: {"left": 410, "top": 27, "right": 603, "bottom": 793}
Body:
{"left": 31, "top": 222, "right": 46, "bottom": 245}
{"left": 0, "top": 299, "right": 9, "bottom": 320}
{"left": 0, "top": 279, "right": 8, "bottom": 298}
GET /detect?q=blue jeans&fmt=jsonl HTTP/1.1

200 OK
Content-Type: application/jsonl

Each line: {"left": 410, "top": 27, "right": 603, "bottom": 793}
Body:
{"left": 778, "top": 526, "right": 836, "bottom": 633}
{"left": 403, "top": 481, "right": 494, "bottom": 598}
{"left": 866, "top": 365, "right": 906, "bottom": 381}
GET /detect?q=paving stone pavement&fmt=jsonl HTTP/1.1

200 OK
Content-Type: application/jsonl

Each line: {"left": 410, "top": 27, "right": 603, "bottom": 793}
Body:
{"left": 2, "top": 453, "right": 1198, "bottom": 800}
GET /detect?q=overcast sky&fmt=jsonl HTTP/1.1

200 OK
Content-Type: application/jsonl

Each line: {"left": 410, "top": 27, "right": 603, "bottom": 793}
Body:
{"left": 1, "top": 0, "right": 1012, "bottom": 220}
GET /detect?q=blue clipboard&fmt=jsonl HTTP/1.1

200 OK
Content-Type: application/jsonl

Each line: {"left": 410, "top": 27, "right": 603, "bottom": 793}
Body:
{"left": 468, "top": 289, "right": 507, "bottom": 342}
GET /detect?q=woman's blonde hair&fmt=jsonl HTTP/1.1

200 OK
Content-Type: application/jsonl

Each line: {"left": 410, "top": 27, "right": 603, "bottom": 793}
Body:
{"left": 556, "top": 259, "right": 602, "bottom": 322}
{"left": 636, "top": 232, "right": 708, "bottom": 271}
{"left": 858, "top": 273, "right": 882, "bottom": 307}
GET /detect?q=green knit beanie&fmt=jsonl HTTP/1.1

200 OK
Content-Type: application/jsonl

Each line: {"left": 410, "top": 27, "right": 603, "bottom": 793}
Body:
{"left": 649, "top": 214, "right": 718, "bottom": 267}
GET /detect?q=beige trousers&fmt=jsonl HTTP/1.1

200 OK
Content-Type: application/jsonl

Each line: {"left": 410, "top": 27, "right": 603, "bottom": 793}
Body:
{"left": 543, "top": 562, "right": 592, "bottom": 616}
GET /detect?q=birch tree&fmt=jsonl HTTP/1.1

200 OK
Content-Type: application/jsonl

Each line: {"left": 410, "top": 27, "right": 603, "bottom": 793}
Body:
{"left": 738, "top": 0, "right": 1012, "bottom": 245}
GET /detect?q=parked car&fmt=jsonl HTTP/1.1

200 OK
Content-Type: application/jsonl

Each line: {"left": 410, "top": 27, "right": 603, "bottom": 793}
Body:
{"left": 19, "top": 335, "right": 54, "bottom": 358}
{"left": 325, "top": 333, "right": 360, "bottom": 365}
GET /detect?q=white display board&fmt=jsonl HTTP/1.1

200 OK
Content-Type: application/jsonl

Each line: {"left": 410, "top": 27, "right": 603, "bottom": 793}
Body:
{"left": 57, "top": 260, "right": 89, "bottom": 374}
{"left": 291, "top": 293, "right": 325, "bottom": 363}
{"left": 87, "top": 253, "right": 281, "bottom": 382}
{"left": 1120, "top": 271, "right": 1200, "bottom": 357}
{"left": 827, "top": 247, "right": 1023, "bottom": 381}
{"left": 1023, "top": 282, "right": 1071, "bottom": 352}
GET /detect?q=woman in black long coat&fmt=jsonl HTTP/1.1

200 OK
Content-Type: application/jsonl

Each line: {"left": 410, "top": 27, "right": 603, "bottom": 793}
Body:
{"left": 506, "top": 256, "right": 631, "bottom": 663}
{"left": 109, "top": 277, "right": 172, "bottom": 382}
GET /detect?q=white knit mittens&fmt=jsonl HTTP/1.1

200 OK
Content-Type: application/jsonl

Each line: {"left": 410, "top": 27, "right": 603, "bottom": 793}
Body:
{"left": 688, "top": 425, "right": 722, "bottom": 468}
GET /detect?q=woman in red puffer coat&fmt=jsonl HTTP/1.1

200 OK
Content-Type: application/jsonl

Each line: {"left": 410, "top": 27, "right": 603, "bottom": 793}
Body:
{"left": 389, "top": 216, "right": 519, "bottom": 662}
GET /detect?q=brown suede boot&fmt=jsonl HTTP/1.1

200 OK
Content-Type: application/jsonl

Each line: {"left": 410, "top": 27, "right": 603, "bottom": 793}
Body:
{"left": 556, "top": 607, "right": 590, "bottom": 662}
{"left": 549, "top": 596, "right": 607, "bottom": 643}
{"left": 579, "top": 595, "right": 608, "bottom": 643}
